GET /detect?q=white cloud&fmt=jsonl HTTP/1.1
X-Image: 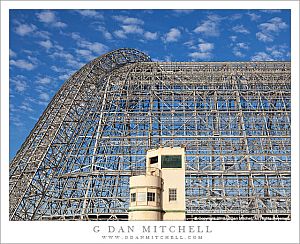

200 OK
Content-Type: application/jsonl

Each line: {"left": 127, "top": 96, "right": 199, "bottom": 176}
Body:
{"left": 34, "top": 30, "right": 51, "bottom": 39}
{"left": 51, "top": 65, "right": 69, "bottom": 73}
{"left": 256, "top": 17, "right": 288, "bottom": 42}
{"left": 75, "top": 10, "right": 103, "bottom": 19}
{"left": 36, "top": 10, "right": 67, "bottom": 28}
{"left": 233, "top": 51, "right": 244, "bottom": 57}
{"left": 259, "top": 17, "right": 287, "bottom": 32}
{"left": 184, "top": 40, "right": 196, "bottom": 49}
{"left": 50, "top": 51, "right": 83, "bottom": 68}
{"left": 232, "top": 25, "right": 250, "bottom": 34}
{"left": 39, "top": 92, "right": 50, "bottom": 102}
{"left": 10, "top": 75, "right": 27, "bottom": 92}
{"left": 122, "top": 25, "right": 144, "bottom": 34}
{"left": 11, "top": 116, "right": 24, "bottom": 128}
{"left": 231, "top": 14, "right": 242, "bottom": 20}
{"left": 198, "top": 43, "right": 214, "bottom": 52}
{"left": 265, "top": 44, "right": 289, "bottom": 59}
{"left": 97, "top": 26, "right": 112, "bottom": 39}
{"left": 52, "top": 22, "right": 67, "bottom": 28}
{"left": 188, "top": 40, "right": 214, "bottom": 60}
{"left": 10, "top": 59, "right": 36, "bottom": 70}
{"left": 76, "top": 49, "right": 95, "bottom": 61}
{"left": 20, "top": 102, "right": 34, "bottom": 112}
{"left": 164, "top": 28, "right": 181, "bottom": 42}
{"left": 77, "top": 40, "right": 108, "bottom": 54}
{"left": 114, "top": 30, "right": 127, "bottom": 39}
{"left": 194, "top": 19, "right": 219, "bottom": 36}
{"left": 256, "top": 32, "right": 273, "bottom": 42}
{"left": 232, "top": 42, "right": 249, "bottom": 58}
{"left": 189, "top": 52, "right": 212, "bottom": 60}
{"left": 71, "top": 32, "right": 81, "bottom": 40}
{"left": 236, "top": 42, "right": 249, "bottom": 49}
{"left": 38, "top": 40, "right": 53, "bottom": 50}
{"left": 247, "top": 12, "right": 261, "bottom": 21}
{"left": 114, "top": 23, "right": 157, "bottom": 40}
{"left": 193, "top": 14, "right": 223, "bottom": 37}
{"left": 37, "top": 11, "right": 56, "bottom": 23}
{"left": 10, "top": 49, "right": 17, "bottom": 58}
{"left": 15, "top": 23, "right": 37, "bottom": 36}
{"left": 59, "top": 74, "right": 70, "bottom": 80}
{"left": 230, "top": 36, "right": 238, "bottom": 42}
{"left": 36, "top": 77, "right": 52, "bottom": 85}
{"left": 144, "top": 31, "right": 158, "bottom": 40}
{"left": 113, "top": 15, "right": 144, "bottom": 25}
{"left": 251, "top": 52, "right": 274, "bottom": 61}
{"left": 69, "top": 32, "right": 108, "bottom": 55}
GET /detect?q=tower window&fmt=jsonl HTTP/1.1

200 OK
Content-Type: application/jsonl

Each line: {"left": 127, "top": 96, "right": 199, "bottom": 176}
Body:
{"left": 161, "top": 155, "right": 182, "bottom": 168}
{"left": 169, "top": 188, "right": 177, "bottom": 201}
{"left": 130, "top": 193, "right": 136, "bottom": 202}
{"left": 150, "top": 156, "right": 158, "bottom": 164}
{"left": 147, "top": 192, "right": 155, "bottom": 202}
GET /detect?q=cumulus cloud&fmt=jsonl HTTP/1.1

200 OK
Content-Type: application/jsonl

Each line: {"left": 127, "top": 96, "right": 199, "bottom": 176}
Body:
{"left": 10, "top": 75, "right": 28, "bottom": 92}
{"left": 113, "top": 15, "right": 144, "bottom": 25}
{"left": 36, "top": 77, "right": 52, "bottom": 85}
{"left": 19, "top": 102, "right": 34, "bottom": 112}
{"left": 266, "top": 44, "right": 290, "bottom": 59}
{"left": 122, "top": 25, "right": 144, "bottom": 34}
{"left": 259, "top": 17, "right": 287, "bottom": 32}
{"left": 189, "top": 52, "right": 212, "bottom": 60}
{"left": 232, "top": 42, "right": 249, "bottom": 57}
{"left": 113, "top": 20, "right": 157, "bottom": 41}
{"left": 10, "top": 59, "right": 36, "bottom": 70}
{"left": 251, "top": 52, "right": 274, "bottom": 61}
{"left": 15, "top": 23, "right": 37, "bottom": 36}
{"left": 188, "top": 40, "right": 214, "bottom": 60}
{"left": 256, "top": 17, "right": 288, "bottom": 42}
{"left": 164, "top": 28, "right": 181, "bottom": 42}
{"left": 232, "top": 25, "right": 250, "bottom": 34}
{"left": 36, "top": 10, "right": 67, "bottom": 28}
{"left": 38, "top": 40, "right": 53, "bottom": 50}
{"left": 75, "top": 10, "right": 103, "bottom": 19}
{"left": 39, "top": 92, "right": 50, "bottom": 102}
{"left": 75, "top": 49, "right": 95, "bottom": 61}
{"left": 97, "top": 26, "right": 112, "bottom": 40}
{"left": 78, "top": 40, "right": 108, "bottom": 54}
{"left": 144, "top": 31, "right": 158, "bottom": 40}
{"left": 247, "top": 12, "right": 261, "bottom": 21}
{"left": 198, "top": 43, "right": 214, "bottom": 52}
{"left": 256, "top": 32, "right": 273, "bottom": 42}
{"left": 251, "top": 44, "right": 289, "bottom": 61}
{"left": 194, "top": 15, "right": 222, "bottom": 37}
{"left": 70, "top": 32, "right": 108, "bottom": 55}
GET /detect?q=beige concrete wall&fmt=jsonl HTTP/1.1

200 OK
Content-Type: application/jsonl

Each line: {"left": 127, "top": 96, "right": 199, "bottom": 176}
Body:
{"left": 147, "top": 147, "right": 186, "bottom": 221}
{"left": 129, "top": 147, "right": 186, "bottom": 221}
{"left": 129, "top": 174, "right": 162, "bottom": 220}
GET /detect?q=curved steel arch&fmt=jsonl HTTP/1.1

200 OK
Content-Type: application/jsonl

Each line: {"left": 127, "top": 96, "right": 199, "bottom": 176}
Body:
{"left": 9, "top": 48, "right": 151, "bottom": 220}
{"left": 95, "top": 48, "right": 151, "bottom": 72}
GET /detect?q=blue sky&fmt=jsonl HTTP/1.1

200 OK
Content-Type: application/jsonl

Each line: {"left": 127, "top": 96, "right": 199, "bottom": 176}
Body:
{"left": 9, "top": 9, "right": 291, "bottom": 160}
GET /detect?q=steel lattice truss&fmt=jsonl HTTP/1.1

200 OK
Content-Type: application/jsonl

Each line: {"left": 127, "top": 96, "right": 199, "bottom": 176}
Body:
{"left": 9, "top": 48, "right": 291, "bottom": 221}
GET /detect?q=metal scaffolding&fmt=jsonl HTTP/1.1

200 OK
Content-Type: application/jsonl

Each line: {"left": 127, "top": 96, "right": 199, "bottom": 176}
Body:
{"left": 9, "top": 48, "right": 291, "bottom": 221}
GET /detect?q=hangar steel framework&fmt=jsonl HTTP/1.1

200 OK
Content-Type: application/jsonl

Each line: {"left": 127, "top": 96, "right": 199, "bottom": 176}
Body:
{"left": 9, "top": 48, "right": 291, "bottom": 221}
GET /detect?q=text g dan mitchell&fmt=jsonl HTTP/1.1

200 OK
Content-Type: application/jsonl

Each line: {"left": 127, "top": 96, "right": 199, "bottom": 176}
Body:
{"left": 93, "top": 225, "right": 212, "bottom": 234}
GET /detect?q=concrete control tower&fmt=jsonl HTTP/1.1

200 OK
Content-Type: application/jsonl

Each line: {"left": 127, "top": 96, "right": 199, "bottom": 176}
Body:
{"left": 129, "top": 147, "right": 185, "bottom": 221}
